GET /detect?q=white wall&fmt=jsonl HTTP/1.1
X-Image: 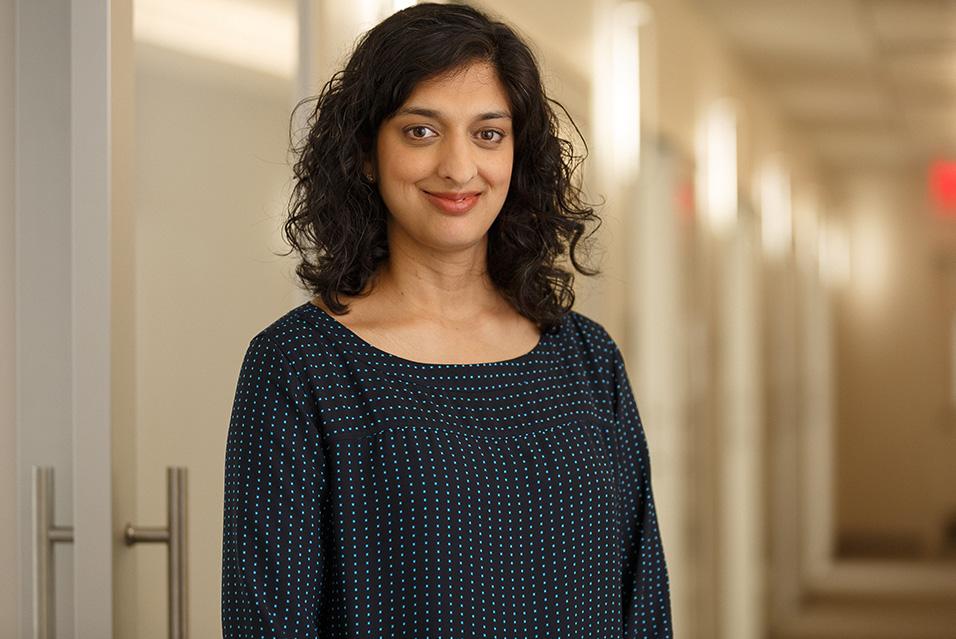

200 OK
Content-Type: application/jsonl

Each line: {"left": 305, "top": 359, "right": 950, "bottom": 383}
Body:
{"left": 127, "top": 42, "right": 299, "bottom": 638}
{"left": 1, "top": 0, "right": 18, "bottom": 631}
{"left": 10, "top": 1, "right": 79, "bottom": 636}
{"left": 835, "top": 169, "right": 956, "bottom": 557}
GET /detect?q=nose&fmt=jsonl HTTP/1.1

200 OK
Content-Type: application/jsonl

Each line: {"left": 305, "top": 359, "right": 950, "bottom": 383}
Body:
{"left": 435, "top": 131, "right": 478, "bottom": 186}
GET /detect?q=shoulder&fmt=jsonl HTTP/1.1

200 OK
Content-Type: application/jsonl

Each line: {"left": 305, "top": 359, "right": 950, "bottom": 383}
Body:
{"left": 553, "top": 309, "right": 628, "bottom": 420}
{"left": 241, "top": 302, "right": 335, "bottom": 373}
{"left": 561, "top": 308, "right": 621, "bottom": 360}
{"left": 556, "top": 309, "right": 625, "bottom": 392}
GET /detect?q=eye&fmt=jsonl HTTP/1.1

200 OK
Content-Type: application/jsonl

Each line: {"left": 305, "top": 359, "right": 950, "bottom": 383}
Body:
{"left": 405, "top": 125, "right": 437, "bottom": 140}
{"left": 478, "top": 129, "right": 506, "bottom": 143}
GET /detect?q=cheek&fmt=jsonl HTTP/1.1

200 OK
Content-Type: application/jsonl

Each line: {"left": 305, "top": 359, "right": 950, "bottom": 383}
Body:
{"left": 380, "top": 151, "right": 427, "bottom": 183}
{"left": 376, "top": 133, "right": 424, "bottom": 182}
{"left": 376, "top": 162, "right": 426, "bottom": 216}
{"left": 488, "top": 154, "right": 514, "bottom": 189}
{"left": 495, "top": 157, "right": 514, "bottom": 189}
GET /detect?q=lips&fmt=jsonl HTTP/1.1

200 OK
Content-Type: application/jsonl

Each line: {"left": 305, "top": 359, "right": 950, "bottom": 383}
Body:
{"left": 426, "top": 191, "right": 481, "bottom": 200}
{"left": 422, "top": 190, "right": 482, "bottom": 214}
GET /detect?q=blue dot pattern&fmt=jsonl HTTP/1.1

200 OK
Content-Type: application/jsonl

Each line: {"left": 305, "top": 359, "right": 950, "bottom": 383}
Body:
{"left": 221, "top": 302, "right": 672, "bottom": 638}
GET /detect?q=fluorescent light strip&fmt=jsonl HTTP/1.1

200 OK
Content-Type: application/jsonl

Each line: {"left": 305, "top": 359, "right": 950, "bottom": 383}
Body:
{"left": 135, "top": 0, "right": 297, "bottom": 79}
{"left": 758, "top": 158, "right": 792, "bottom": 258}
{"left": 702, "top": 99, "right": 738, "bottom": 233}
{"left": 610, "top": 1, "right": 644, "bottom": 177}
{"left": 392, "top": 0, "right": 417, "bottom": 12}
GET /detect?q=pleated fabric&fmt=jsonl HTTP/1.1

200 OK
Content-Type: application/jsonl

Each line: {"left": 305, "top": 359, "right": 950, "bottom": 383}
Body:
{"left": 222, "top": 301, "right": 672, "bottom": 638}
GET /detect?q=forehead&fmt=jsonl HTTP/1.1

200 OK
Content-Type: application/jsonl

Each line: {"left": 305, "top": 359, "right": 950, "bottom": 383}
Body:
{"left": 401, "top": 61, "right": 511, "bottom": 112}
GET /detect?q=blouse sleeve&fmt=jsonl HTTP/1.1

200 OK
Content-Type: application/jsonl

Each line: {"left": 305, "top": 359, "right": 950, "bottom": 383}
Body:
{"left": 611, "top": 343, "right": 673, "bottom": 638}
{"left": 221, "top": 332, "right": 328, "bottom": 638}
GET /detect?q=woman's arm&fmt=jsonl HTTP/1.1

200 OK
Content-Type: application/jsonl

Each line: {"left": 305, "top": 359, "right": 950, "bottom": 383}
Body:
{"left": 221, "top": 332, "right": 328, "bottom": 638}
{"left": 611, "top": 344, "right": 673, "bottom": 638}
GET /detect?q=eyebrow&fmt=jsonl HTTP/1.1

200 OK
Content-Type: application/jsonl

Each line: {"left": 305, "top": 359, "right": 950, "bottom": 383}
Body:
{"left": 394, "top": 106, "right": 512, "bottom": 122}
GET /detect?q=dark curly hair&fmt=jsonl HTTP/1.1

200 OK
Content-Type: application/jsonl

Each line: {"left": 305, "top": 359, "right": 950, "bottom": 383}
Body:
{"left": 282, "top": 1, "right": 603, "bottom": 332}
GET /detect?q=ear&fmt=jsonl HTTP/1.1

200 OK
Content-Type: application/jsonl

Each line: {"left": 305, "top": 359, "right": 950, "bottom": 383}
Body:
{"left": 363, "top": 150, "right": 380, "bottom": 179}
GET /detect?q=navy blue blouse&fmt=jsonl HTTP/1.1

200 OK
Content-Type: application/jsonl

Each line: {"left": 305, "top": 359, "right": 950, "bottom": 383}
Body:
{"left": 221, "top": 301, "right": 672, "bottom": 638}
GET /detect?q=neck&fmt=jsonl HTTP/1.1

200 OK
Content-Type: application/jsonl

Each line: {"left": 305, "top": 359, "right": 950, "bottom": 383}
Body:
{"left": 372, "top": 255, "right": 506, "bottom": 324}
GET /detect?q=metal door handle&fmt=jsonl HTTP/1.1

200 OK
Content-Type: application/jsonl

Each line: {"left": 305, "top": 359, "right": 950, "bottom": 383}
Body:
{"left": 125, "top": 466, "right": 189, "bottom": 639}
{"left": 32, "top": 465, "right": 189, "bottom": 639}
{"left": 32, "top": 466, "right": 73, "bottom": 639}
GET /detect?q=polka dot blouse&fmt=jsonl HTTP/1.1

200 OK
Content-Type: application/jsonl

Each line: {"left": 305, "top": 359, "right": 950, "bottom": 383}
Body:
{"left": 221, "top": 301, "right": 672, "bottom": 638}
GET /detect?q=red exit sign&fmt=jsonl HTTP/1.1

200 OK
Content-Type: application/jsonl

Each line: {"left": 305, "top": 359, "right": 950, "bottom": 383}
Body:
{"left": 931, "top": 159, "right": 956, "bottom": 216}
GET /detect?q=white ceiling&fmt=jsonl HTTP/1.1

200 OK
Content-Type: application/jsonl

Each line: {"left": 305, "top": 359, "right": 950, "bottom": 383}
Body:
{"left": 689, "top": 0, "right": 956, "bottom": 170}
{"left": 146, "top": 0, "right": 954, "bottom": 172}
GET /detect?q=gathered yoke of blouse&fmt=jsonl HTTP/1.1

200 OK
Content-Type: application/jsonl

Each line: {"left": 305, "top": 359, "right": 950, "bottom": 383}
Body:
{"left": 221, "top": 301, "right": 672, "bottom": 638}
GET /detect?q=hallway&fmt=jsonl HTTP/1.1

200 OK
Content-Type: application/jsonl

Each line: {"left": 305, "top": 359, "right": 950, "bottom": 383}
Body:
{"left": 3, "top": 0, "right": 956, "bottom": 637}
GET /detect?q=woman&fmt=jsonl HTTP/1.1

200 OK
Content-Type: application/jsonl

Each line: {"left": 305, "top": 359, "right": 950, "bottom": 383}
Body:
{"left": 221, "top": 3, "right": 672, "bottom": 637}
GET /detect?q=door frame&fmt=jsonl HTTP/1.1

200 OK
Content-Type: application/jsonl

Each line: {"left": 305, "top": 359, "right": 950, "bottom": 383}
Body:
{"left": 15, "top": 0, "right": 114, "bottom": 636}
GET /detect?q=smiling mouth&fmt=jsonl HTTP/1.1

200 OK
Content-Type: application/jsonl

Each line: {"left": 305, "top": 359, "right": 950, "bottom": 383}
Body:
{"left": 424, "top": 191, "right": 482, "bottom": 200}
{"left": 422, "top": 190, "right": 482, "bottom": 214}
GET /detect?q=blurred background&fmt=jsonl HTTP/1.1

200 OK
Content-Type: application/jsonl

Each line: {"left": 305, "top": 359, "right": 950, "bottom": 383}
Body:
{"left": 3, "top": 0, "right": 956, "bottom": 637}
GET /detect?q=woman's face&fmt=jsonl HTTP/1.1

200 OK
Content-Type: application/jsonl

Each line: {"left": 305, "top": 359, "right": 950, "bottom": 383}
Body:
{"left": 369, "top": 60, "right": 514, "bottom": 256}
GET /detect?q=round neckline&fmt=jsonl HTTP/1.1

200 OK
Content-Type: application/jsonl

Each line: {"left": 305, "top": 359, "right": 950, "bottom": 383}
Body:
{"left": 303, "top": 301, "right": 553, "bottom": 368}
